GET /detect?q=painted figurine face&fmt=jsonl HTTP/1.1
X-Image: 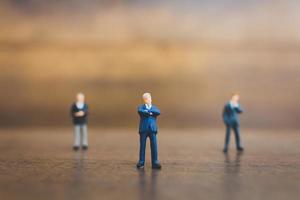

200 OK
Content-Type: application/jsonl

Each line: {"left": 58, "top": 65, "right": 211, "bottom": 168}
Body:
{"left": 143, "top": 93, "right": 152, "bottom": 105}
{"left": 231, "top": 94, "right": 240, "bottom": 102}
{"left": 76, "top": 93, "right": 85, "bottom": 103}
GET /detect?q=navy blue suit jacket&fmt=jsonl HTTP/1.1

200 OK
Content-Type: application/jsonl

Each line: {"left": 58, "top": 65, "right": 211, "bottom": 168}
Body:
{"left": 71, "top": 103, "right": 89, "bottom": 125}
{"left": 138, "top": 104, "right": 160, "bottom": 134}
{"left": 222, "top": 102, "right": 243, "bottom": 126}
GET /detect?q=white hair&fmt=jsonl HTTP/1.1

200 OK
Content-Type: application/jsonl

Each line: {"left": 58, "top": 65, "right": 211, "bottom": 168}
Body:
{"left": 142, "top": 92, "right": 151, "bottom": 99}
{"left": 76, "top": 93, "right": 85, "bottom": 99}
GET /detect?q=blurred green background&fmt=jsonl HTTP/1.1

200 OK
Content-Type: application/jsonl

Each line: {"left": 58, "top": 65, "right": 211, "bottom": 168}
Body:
{"left": 0, "top": 0, "right": 299, "bottom": 129}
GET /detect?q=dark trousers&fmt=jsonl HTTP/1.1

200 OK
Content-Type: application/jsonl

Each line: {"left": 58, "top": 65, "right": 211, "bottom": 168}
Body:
{"left": 138, "top": 132, "right": 159, "bottom": 165}
{"left": 224, "top": 125, "right": 242, "bottom": 149}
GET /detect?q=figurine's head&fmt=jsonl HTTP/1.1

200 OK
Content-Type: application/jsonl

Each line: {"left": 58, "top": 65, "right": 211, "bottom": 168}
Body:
{"left": 76, "top": 92, "right": 85, "bottom": 103}
{"left": 231, "top": 93, "right": 240, "bottom": 102}
{"left": 142, "top": 93, "right": 152, "bottom": 105}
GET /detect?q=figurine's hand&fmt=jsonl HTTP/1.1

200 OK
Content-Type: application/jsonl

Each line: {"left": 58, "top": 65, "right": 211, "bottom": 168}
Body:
{"left": 75, "top": 111, "right": 85, "bottom": 117}
{"left": 232, "top": 102, "right": 239, "bottom": 107}
{"left": 149, "top": 112, "right": 153, "bottom": 115}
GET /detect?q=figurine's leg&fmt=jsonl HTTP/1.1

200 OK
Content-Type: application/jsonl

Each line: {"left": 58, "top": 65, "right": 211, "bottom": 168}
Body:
{"left": 82, "top": 125, "right": 88, "bottom": 146}
{"left": 233, "top": 125, "right": 243, "bottom": 150}
{"left": 82, "top": 125, "right": 88, "bottom": 149}
{"left": 224, "top": 126, "right": 231, "bottom": 152}
{"left": 73, "top": 125, "right": 81, "bottom": 148}
{"left": 149, "top": 133, "right": 159, "bottom": 165}
{"left": 138, "top": 133, "right": 147, "bottom": 165}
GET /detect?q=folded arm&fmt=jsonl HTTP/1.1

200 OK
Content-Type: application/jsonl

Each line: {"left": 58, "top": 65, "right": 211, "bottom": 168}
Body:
{"left": 138, "top": 107, "right": 151, "bottom": 117}
{"left": 234, "top": 105, "right": 244, "bottom": 114}
{"left": 150, "top": 107, "right": 161, "bottom": 116}
{"left": 82, "top": 106, "right": 88, "bottom": 116}
{"left": 71, "top": 105, "right": 88, "bottom": 117}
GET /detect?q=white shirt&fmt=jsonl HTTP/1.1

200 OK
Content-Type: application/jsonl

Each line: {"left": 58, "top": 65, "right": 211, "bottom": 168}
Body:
{"left": 76, "top": 102, "right": 84, "bottom": 109}
{"left": 145, "top": 104, "right": 152, "bottom": 110}
{"left": 230, "top": 101, "right": 239, "bottom": 108}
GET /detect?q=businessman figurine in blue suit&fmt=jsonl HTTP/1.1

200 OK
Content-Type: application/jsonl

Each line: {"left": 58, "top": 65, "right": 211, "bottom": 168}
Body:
{"left": 222, "top": 93, "right": 244, "bottom": 153}
{"left": 137, "top": 93, "right": 162, "bottom": 169}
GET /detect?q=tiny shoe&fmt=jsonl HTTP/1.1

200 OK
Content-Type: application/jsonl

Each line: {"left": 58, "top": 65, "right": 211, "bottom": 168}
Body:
{"left": 152, "top": 163, "right": 162, "bottom": 170}
{"left": 136, "top": 163, "right": 144, "bottom": 169}
{"left": 82, "top": 146, "right": 89, "bottom": 150}
{"left": 223, "top": 148, "right": 228, "bottom": 153}
{"left": 237, "top": 147, "right": 244, "bottom": 152}
{"left": 73, "top": 146, "right": 79, "bottom": 151}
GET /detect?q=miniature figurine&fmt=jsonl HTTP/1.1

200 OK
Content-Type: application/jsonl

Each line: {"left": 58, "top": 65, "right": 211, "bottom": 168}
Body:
{"left": 222, "top": 93, "right": 244, "bottom": 153}
{"left": 137, "top": 93, "right": 161, "bottom": 169}
{"left": 71, "top": 93, "right": 89, "bottom": 151}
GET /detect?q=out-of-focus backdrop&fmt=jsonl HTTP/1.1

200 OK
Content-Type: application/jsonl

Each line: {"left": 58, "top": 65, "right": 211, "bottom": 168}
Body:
{"left": 0, "top": 0, "right": 299, "bottom": 128}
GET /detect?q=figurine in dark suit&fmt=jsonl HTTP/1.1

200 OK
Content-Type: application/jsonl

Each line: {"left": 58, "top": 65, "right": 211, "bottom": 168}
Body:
{"left": 222, "top": 93, "right": 244, "bottom": 153}
{"left": 137, "top": 93, "right": 161, "bottom": 169}
{"left": 70, "top": 93, "right": 89, "bottom": 151}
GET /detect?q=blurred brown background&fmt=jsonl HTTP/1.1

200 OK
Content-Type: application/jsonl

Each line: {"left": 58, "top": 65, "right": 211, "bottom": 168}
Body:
{"left": 0, "top": 0, "right": 299, "bottom": 129}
